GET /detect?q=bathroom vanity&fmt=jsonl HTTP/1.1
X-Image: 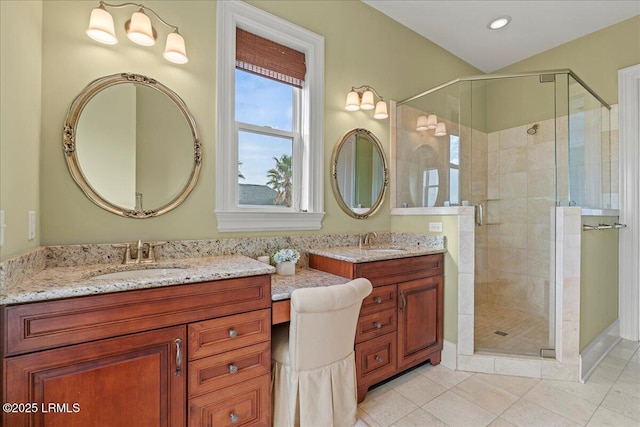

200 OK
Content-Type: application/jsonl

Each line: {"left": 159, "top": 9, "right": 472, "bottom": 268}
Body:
{"left": 1, "top": 256, "right": 273, "bottom": 427}
{"left": 309, "top": 248, "right": 444, "bottom": 402}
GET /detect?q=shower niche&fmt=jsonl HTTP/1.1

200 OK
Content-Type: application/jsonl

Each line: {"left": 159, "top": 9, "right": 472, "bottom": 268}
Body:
{"left": 392, "top": 70, "right": 612, "bottom": 358}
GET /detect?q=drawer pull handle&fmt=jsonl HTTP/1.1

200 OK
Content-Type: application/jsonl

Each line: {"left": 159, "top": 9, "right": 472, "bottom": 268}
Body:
{"left": 174, "top": 338, "right": 182, "bottom": 376}
{"left": 230, "top": 412, "right": 239, "bottom": 424}
{"left": 374, "top": 321, "right": 382, "bottom": 329}
{"left": 375, "top": 356, "right": 383, "bottom": 363}
{"left": 374, "top": 296, "right": 382, "bottom": 304}
{"left": 229, "top": 328, "right": 238, "bottom": 338}
{"left": 229, "top": 364, "right": 238, "bottom": 374}
{"left": 399, "top": 290, "right": 407, "bottom": 313}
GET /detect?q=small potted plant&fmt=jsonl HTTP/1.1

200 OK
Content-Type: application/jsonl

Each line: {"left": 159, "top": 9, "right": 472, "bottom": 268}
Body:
{"left": 272, "top": 248, "right": 300, "bottom": 276}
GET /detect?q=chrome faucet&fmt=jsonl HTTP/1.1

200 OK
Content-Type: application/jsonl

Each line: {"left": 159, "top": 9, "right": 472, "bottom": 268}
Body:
{"left": 359, "top": 232, "right": 378, "bottom": 248}
{"left": 112, "top": 240, "right": 167, "bottom": 264}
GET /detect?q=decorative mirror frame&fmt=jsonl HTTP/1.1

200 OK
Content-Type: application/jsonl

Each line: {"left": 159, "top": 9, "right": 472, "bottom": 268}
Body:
{"left": 331, "top": 128, "right": 389, "bottom": 219}
{"left": 63, "top": 73, "right": 202, "bottom": 218}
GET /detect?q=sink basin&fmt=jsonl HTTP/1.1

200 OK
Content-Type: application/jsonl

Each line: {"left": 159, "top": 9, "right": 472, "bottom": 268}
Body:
{"left": 364, "top": 247, "right": 406, "bottom": 253}
{"left": 91, "top": 267, "right": 186, "bottom": 280}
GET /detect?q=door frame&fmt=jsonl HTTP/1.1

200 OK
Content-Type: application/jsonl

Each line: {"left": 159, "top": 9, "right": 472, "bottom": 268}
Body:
{"left": 618, "top": 64, "right": 640, "bottom": 341}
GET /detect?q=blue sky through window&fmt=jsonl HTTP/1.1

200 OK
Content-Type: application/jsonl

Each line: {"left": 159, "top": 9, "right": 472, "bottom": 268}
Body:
{"left": 236, "top": 70, "right": 294, "bottom": 185}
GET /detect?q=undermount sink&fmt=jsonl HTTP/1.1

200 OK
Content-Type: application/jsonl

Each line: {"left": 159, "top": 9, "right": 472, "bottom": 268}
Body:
{"left": 364, "top": 247, "right": 406, "bottom": 253}
{"left": 91, "top": 267, "right": 186, "bottom": 280}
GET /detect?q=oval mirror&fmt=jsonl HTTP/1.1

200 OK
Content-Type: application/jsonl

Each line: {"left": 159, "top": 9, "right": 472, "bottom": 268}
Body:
{"left": 63, "top": 73, "right": 201, "bottom": 218}
{"left": 331, "top": 128, "right": 388, "bottom": 219}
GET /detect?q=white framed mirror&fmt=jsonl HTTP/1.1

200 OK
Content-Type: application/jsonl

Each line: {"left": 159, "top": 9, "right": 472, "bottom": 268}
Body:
{"left": 331, "top": 128, "right": 388, "bottom": 219}
{"left": 63, "top": 73, "right": 201, "bottom": 218}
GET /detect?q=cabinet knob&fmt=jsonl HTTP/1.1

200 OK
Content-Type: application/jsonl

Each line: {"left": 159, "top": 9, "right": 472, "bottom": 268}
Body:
{"left": 229, "top": 364, "right": 238, "bottom": 374}
{"left": 375, "top": 356, "right": 383, "bottom": 363}
{"left": 229, "top": 328, "right": 238, "bottom": 338}
{"left": 374, "top": 296, "right": 382, "bottom": 304}
{"left": 374, "top": 321, "right": 382, "bottom": 329}
{"left": 230, "top": 412, "right": 239, "bottom": 424}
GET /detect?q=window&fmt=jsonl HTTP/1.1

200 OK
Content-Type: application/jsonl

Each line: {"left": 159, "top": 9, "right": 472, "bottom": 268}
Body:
{"left": 449, "top": 134, "right": 460, "bottom": 205}
{"left": 216, "top": 1, "right": 324, "bottom": 231}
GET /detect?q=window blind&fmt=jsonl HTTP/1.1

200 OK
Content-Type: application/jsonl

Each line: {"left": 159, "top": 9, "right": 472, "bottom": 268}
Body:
{"left": 236, "top": 28, "right": 306, "bottom": 88}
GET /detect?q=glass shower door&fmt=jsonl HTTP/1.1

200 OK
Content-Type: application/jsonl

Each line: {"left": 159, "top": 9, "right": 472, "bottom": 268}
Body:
{"left": 471, "top": 75, "right": 556, "bottom": 357}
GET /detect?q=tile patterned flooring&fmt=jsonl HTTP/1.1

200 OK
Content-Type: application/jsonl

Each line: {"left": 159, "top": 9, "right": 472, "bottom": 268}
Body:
{"left": 357, "top": 339, "right": 640, "bottom": 427}
{"left": 475, "top": 303, "right": 550, "bottom": 356}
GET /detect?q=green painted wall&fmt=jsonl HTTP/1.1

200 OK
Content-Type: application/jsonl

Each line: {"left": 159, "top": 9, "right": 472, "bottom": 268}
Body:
{"left": 26, "top": 0, "right": 479, "bottom": 250}
{"left": 498, "top": 16, "right": 640, "bottom": 106}
{"left": 390, "top": 215, "right": 459, "bottom": 344}
{"left": 0, "top": 1, "right": 42, "bottom": 259}
{"left": 580, "top": 216, "right": 619, "bottom": 351}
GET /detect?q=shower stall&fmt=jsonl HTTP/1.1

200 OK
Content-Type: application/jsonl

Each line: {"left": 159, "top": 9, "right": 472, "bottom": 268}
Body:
{"left": 394, "top": 70, "right": 611, "bottom": 358}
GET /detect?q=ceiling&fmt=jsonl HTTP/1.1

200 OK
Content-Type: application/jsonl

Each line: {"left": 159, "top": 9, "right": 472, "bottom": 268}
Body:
{"left": 362, "top": 1, "right": 640, "bottom": 73}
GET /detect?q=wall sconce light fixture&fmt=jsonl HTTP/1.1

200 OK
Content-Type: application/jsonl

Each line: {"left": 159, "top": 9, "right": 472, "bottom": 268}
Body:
{"left": 416, "top": 114, "right": 447, "bottom": 136}
{"left": 86, "top": 1, "right": 188, "bottom": 64}
{"left": 345, "top": 85, "right": 388, "bottom": 119}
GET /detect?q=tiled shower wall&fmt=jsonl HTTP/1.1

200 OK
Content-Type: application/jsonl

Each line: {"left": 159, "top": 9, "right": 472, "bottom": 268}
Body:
{"left": 474, "top": 118, "right": 556, "bottom": 317}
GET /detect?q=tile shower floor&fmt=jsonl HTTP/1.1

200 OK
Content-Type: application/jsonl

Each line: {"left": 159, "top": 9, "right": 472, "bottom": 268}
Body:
{"left": 474, "top": 303, "right": 549, "bottom": 356}
{"left": 357, "top": 339, "right": 640, "bottom": 426}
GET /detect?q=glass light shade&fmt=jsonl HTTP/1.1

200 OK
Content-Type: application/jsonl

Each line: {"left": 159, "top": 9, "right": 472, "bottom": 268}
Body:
{"left": 86, "top": 6, "right": 118, "bottom": 45}
{"left": 360, "top": 90, "right": 375, "bottom": 110}
{"left": 345, "top": 90, "right": 361, "bottom": 111}
{"left": 416, "top": 115, "right": 429, "bottom": 131}
{"left": 435, "top": 122, "right": 447, "bottom": 136}
{"left": 426, "top": 114, "right": 438, "bottom": 129}
{"left": 374, "top": 100, "right": 388, "bottom": 119}
{"left": 163, "top": 32, "right": 188, "bottom": 64}
{"left": 127, "top": 10, "right": 155, "bottom": 46}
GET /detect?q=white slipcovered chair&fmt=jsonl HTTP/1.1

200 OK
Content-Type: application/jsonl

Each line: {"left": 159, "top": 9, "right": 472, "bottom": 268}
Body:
{"left": 271, "top": 278, "right": 373, "bottom": 427}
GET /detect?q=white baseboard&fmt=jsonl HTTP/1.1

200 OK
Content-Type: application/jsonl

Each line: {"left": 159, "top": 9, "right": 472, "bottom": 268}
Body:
{"left": 441, "top": 340, "right": 457, "bottom": 370}
{"left": 580, "top": 319, "right": 621, "bottom": 382}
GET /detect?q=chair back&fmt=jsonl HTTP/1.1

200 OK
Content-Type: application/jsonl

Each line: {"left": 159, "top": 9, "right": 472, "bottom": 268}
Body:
{"left": 288, "top": 278, "right": 372, "bottom": 371}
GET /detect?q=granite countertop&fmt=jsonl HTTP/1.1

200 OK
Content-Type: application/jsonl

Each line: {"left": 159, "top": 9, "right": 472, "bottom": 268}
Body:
{"left": 307, "top": 244, "right": 446, "bottom": 263}
{"left": 271, "top": 267, "right": 350, "bottom": 301}
{"left": 1, "top": 255, "right": 275, "bottom": 305}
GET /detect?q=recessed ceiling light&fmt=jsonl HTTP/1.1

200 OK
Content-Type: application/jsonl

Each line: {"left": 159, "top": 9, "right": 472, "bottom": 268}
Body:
{"left": 488, "top": 16, "right": 511, "bottom": 30}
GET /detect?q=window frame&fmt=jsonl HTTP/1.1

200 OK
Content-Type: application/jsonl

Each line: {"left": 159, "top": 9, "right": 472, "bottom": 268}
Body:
{"left": 216, "top": 1, "right": 324, "bottom": 231}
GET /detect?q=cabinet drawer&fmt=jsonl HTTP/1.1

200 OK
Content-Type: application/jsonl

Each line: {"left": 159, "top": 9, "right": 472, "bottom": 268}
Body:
{"left": 189, "top": 309, "right": 271, "bottom": 360}
{"left": 189, "top": 341, "right": 270, "bottom": 398}
{"left": 355, "top": 332, "right": 397, "bottom": 387}
{"left": 189, "top": 374, "right": 270, "bottom": 427}
{"left": 356, "top": 308, "right": 396, "bottom": 343}
{"left": 360, "top": 284, "right": 397, "bottom": 316}
{"left": 355, "top": 254, "right": 444, "bottom": 286}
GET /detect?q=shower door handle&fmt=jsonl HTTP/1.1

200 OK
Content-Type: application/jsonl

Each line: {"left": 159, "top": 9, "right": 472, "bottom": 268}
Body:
{"left": 475, "top": 203, "right": 484, "bottom": 226}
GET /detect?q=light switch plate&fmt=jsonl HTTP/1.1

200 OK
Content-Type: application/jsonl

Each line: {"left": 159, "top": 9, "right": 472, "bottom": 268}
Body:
{"left": 28, "top": 211, "right": 36, "bottom": 240}
{"left": 428, "top": 222, "right": 443, "bottom": 232}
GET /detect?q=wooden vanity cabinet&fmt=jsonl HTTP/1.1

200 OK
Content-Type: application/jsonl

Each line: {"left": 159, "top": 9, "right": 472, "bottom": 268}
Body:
{"left": 2, "top": 275, "right": 272, "bottom": 427}
{"left": 309, "top": 253, "right": 444, "bottom": 402}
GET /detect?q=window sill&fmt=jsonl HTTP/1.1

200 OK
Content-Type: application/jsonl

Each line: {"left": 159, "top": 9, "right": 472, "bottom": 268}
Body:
{"left": 215, "top": 210, "right": 324, "bottom": 232}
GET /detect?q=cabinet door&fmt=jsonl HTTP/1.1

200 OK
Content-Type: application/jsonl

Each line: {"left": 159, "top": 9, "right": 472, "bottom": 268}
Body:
{"left": 397, "top": 276, "right": 443, "bottom": 370}
{"left": 4, "top": 326, "right": 186, "bottom": 427}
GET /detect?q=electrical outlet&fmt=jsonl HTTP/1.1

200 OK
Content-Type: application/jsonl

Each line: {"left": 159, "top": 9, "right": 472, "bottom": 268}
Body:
{"left": 428, "top": 222, "right": 443, "bottom": 232}
{"left": 28, "top": 211, "right": 36, "bottom": 240}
